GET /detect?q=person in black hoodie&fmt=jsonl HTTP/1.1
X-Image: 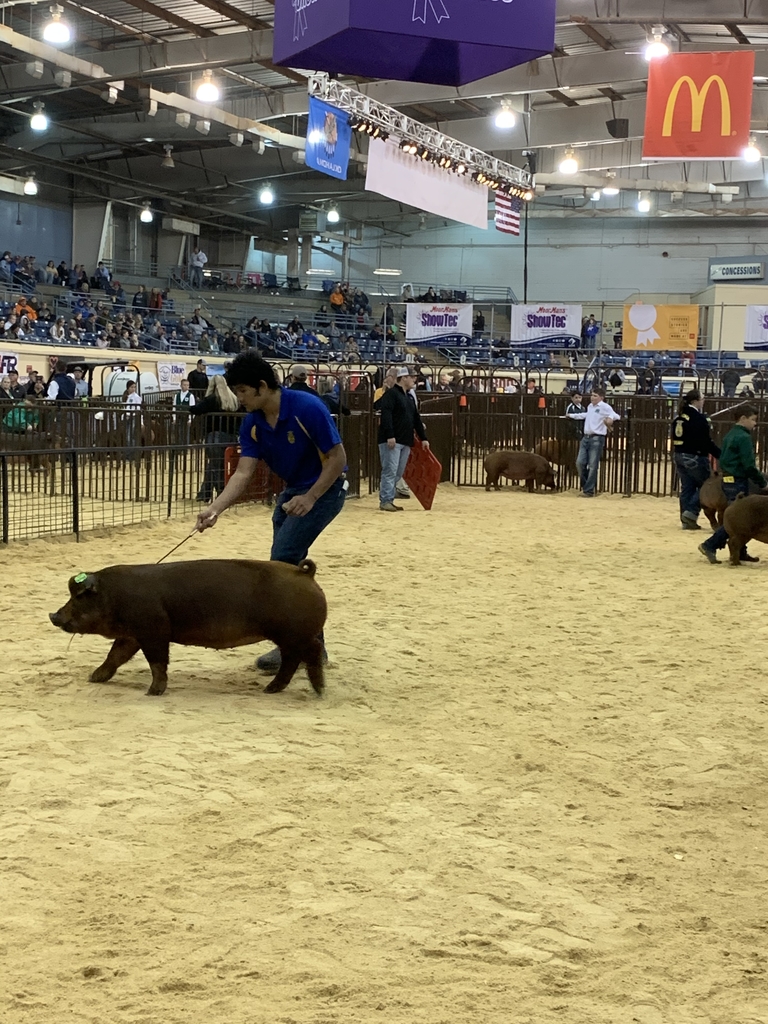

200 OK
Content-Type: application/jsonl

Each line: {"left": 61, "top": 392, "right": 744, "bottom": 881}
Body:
{"left": 190, "top": 375, "right": 241, "bottom": 502}
{"left": 377, "top": 367, "right": 429, "bottom": 512}
{"left": 671, "top": 388, "right": 721, "bottom": 530}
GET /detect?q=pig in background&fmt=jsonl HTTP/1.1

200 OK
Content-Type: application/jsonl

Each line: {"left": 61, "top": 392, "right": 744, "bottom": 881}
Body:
{"left": 49, "top": 559, "right": 327, "bottom": 697}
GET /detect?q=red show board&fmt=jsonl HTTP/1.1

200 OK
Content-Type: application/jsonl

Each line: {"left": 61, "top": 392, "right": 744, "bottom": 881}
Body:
{"left": 402, "top": 438, "right": 442, "bottom": 511}
{"left": 224, "top": 447, "right": 284, "bottom": 505}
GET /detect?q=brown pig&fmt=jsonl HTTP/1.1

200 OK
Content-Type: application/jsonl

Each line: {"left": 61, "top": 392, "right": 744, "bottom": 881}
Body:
{"left": 49, "top": 559, "right": 327, "bottom": 696}
{"left": 723, "top": 495, "right": 768, "bottom": 566}
{"left": 699, "top": 471, "right": 727, "bottom": 529}
{"left": 484, "top": 451, "right": 557, "bottom": 492}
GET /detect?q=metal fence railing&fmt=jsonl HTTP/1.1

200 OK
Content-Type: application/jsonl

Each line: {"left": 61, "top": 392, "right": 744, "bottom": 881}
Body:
{"left": 5, "top": 392, "right": 768, "bottom": 544}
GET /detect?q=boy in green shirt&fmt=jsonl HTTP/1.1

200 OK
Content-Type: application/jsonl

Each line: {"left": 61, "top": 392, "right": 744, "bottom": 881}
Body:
{"left": 699, "top": 404, "right": 766, "bottom": 563}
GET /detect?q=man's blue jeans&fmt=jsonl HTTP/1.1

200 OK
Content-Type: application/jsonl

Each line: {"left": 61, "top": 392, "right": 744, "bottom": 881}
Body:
{"left": 379, "top": 442, "right": 411, "bottom": 504}
{"left": 674, "top": 453, "right": 711, "bottom": 521}
{"left": 271, "top": 477, "right": 346, "bottom": 565}
{"left": 702, "top": 479, "right": 748, "bottom": 553}
{"left": 576, "top": 434, "right": 605, "bottom": 495}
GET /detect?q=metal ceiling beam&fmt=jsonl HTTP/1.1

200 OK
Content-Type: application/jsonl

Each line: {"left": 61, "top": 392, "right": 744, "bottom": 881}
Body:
{"left": 574, "top": 22, "right": 614, "bottom": 51}
{"left": 116, "top": 0, "right": 216, "bottom": 38}
{"left": 535, "top": 171, "right": 740, "bottom": 196}
{"left": 724, "top": 22, "right": 751, "bottom": 45}
{"left": 64, "top": 1, "right": 163, "bottom": 45}
{"left": 189, "top": 0, "right": 271, "bottom": 31}
{"left": 547, "top": 89, "right": 579, "bottom": 107}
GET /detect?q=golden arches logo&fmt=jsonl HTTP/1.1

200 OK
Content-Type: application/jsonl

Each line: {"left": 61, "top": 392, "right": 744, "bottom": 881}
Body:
{"left": 662, "top": 75, "right": 731, "bottom": 137}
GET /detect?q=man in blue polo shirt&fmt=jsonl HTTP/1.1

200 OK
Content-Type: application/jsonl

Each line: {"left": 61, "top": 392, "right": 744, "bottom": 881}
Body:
{"left": 195, "top": 352, "right": 347, "bottom": 671}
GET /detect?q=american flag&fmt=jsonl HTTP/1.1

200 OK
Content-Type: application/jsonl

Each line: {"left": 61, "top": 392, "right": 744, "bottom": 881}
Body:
{"left": 495, "top": 192, "right": 522, "bottom": 236}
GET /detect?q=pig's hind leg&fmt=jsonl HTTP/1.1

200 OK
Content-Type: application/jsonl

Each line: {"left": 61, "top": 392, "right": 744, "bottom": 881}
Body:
{"left": 140, "top": 641, "right": 170, "bottom": 696}
{"left": 263, "top": 648, "right": 302, "bottom": 694}
{"left": 303, "top": 639, "right": 325, "bottom": 696}
{"left": 90, "top": 638, "right": 141, "bottom": 683}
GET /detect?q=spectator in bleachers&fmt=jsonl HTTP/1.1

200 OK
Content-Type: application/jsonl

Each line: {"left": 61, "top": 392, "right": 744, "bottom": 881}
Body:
{"left": 36, "top": 301, "right": 53, "bottom": 322}
{"left": 473, "top": 310, "right": 485, "bottom": 337}
{"left": 637, "top": 359, "right": 659, "bottom": 395}
{"left": 56, "top": 259, "right": 68, "bottom": 284}
{"left": 720, "top": 366, "right": 741, "bottom": 398}
{"left": 0, "top": 252, "right": 12, "bottom": 282}
{"left": 424, "top": 287, "right": 438, "bottom": 303}
{"left": 132, "top": 284, "right": 149, "bottom": 312}
{"left": 49, "top": 316, "right": 66, "bottom": 342}
{"left": 6, "top": 369, "right": 26, "bottom": 401}
{"left": 329, "top": 285, "right": 345, "bottom": 315}
{"left": 369, "top": 324, "right": 384, "bottom": 343}
{"left": 189, "top": 246, "right": 208, "bottom": 290}
{"left": 38, "top": 260, "right": 57, "bottom": 285}
{"left": 109, "top": 281, "right": 126, "bottom": 313}
{"left": 3, "top": 314, "right": 23, "bottom": 339}
{"left": 148, "top": 287, "right": 163, "bottom": 311}
{"left": 94, "top": 262, "right": 111, "bottom": 289}
{"left": 0, "top": 374, "right": 13, "bottom": 401}
{"left": 316, "top": 304, "right": 331, "bottom": 331}
{"left": 383, "top": 303, "right": 394, "bottom": 327}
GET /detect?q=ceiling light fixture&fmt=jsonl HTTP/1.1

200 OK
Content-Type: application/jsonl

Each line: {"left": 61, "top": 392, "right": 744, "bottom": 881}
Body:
{"left": 326, "top": 206, "right": 340, "bottom": 224}
{"left": 42, "top": 5, "right": 71, "bottom": 45}
{"left": 591, "top": 190, "right": 602, "bottom": 201}
{"left": 259, "top": 184, "right": 275, "bottom": 206}
{"left": 602, "top": 186, "right": 620, "bottom": 196}
{"left": 30, "top": 102, "right": 48, "bottom": 132}
{"left": 195, "top": 69, "right": 220, "bottom": 104}
{"left": 558, "top": 147, "right": 579, "bottom": 175}
{"left": 494, "top": 99, "right": 516, "bottom": 130}
{"left": 373, "top": 268, "right": 403, "bottom": 277}
{"left": 161, "top": 144, "right": 175, "bottom": 169}
{"left": 23, "top": 175, "right": 38, "bottom": 196}
{"left": 308, "top": 129, "right": 323, "bottom": 145}
{"left": 139, "top": 202, "right": 153, "bottom": 224}
{"left": 637, "top": 191, "right": 652, "bottom": 213}
{"left": 743, "top": 136, "right": 762, "bottom": 163}
{"left": 644, "top": 25, "right": 670, "bottom": 61}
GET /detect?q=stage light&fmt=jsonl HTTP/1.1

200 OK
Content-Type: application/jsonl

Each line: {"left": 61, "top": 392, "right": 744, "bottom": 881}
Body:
{"left": 494, "top": 99, "right": 516, "bottom": 130}
{"left": 637, "top": 191, "right": 652, "bottom": 213}
{"left": 30, "top": 102, "right": 48, "bottom": 132}
{"left": 559, "top": 147, "right": 579, "bottom": 175}
{"left": 195, "top": 70, "right": 220, "bottom": 104}
{"left": 743, "top": 136, "right": 762, "bottom": 163}
{"left": 259, "top": 184, "right": 275, "bottom": 206}
{"left": 161, "top": 144, "right": 175, "bottom": 169}
{"left": 23, "top": 175, "right": 38, "bottom": 196}
{"left": 43, "top": 5, "right": 71, "bottom": 45}
{"left": 644, "top": 26, "right": 670, "bottom": 61}
{"left": 326, "top": 206, "right": 340, "bottom": 224}
{"left": 139, "top": 203, "right": 153, "bottom": 223}
{"left": 523, "top": 190, "right": 534, "bottom": 202}
{"left": 455, "top": 162, "right": 467, "bottom": 175}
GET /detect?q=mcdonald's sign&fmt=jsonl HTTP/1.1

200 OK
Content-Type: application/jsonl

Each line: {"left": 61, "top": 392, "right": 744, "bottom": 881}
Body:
{"left": 643, "top": 51, "right": 754, "bottom": 160}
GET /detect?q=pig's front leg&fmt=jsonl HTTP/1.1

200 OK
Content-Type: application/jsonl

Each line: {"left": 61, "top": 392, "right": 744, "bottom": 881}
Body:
{"left": 140, "top": 641, "right": 170, "bottom": 696}
{"left": 90, "top": 638, "right": 141, "bottom": 683}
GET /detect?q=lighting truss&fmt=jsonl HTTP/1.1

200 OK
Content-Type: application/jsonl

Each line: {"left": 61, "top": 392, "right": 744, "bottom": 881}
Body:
{"left": 309, "top": 74, "right": 533, "bottom": 197}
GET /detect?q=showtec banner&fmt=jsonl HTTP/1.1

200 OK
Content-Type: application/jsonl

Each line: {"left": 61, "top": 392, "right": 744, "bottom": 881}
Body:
{"left": 366, "top": 138, "right": 487, "bottom": 230}
{"left": 744, "top": 306, "right": 768, "bottom": 350}
{"left": 305, "top": 95, "right": 352, "bottom": 181}
{"left": 406, "top": 303, "right": 473, "bottom": 346}
{"left": 273, "top": 0, "right": 556, "bottom": 86}
{"left": 509, "top": 304, "right": 583, "bottom": 349}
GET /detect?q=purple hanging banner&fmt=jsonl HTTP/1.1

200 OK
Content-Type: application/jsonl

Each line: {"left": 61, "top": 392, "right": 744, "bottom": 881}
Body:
{"left": 273, "top": 0, "right": 556, "bottom": 87}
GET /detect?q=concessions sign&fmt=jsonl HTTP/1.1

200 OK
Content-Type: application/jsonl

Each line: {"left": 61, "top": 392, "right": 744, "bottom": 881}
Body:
{"left": 744, "top": 306, "right": 768, "bottom": 350}
{"left": 273, "top": 0, "right": 556, "bottom": 86}
{"left": 405, "top": 303, "right": 473, "bottom": 345}
{"left": 509, "top": 304, "right": 582, "bottom": 349}
{"left": 643, "top": 51, "right": 755, "bottom": 160}
{"left": 622, "top": 304, "right": 700, "bottom": 350}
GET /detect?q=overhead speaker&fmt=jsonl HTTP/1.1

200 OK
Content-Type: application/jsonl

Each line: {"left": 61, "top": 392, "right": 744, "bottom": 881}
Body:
{"left": 606, "top": 118, "right": 629, "bottom": 139}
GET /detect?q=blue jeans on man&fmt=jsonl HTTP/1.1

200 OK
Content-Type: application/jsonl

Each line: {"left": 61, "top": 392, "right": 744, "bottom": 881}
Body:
{"left": 700, "top": 479, "right": 750, "bottom": 556}
{"left": 379, "top": 442, "right": 412, "bottom": 505}
{"left": 271, "top": 477, "right": 346, "bottom": 565}
{"left": 576, "top": 434, "right": 605, "bottom": 496}
{"left": 674, "top": 453, "right": 711, "bottom": 526}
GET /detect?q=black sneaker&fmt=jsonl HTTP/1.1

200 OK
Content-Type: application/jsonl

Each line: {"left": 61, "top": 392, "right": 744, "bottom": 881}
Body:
{"left": 698, "top": 543, "right": 720, "bottom": 565}
{"left": 682, "top": 521, "right": 702, "bottom": 531}
{"left": 741, "top": 553, "right": 760, "bottom": 563}
{"left": 255, "top": 647, "right": 328, "bottom": 671}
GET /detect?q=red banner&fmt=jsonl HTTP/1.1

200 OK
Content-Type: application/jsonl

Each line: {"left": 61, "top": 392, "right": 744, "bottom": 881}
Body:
{"left": 643, "top": 51, "right": 754, "bottom": 160}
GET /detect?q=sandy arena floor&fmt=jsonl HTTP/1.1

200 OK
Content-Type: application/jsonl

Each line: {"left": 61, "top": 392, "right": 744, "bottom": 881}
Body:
{"left": 1, "top": 486, "right": 767, "bottom": 1024}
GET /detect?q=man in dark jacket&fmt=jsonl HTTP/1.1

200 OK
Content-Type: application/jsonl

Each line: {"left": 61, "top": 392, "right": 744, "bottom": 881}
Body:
{"left": 671, "top": 389, "right": 720, "bottom": 530}
{"left": 288, "top": 366, "right": 316, "bottom": 394}
{"left": 188, "top": 359, "right": 209, "bottom": 401}
{"left": 377, "top": 367, "right": 429, "bottom": 512}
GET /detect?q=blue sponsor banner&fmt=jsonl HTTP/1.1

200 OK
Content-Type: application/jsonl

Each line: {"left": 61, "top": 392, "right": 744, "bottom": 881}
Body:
{"left": 305, "top": 96, "right": 351, "bottom": 181}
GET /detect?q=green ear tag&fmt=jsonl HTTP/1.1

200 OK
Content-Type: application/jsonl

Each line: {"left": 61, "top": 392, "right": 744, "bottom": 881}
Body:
{"left": 74, "top": 573, "right": 88, "bottom": 583}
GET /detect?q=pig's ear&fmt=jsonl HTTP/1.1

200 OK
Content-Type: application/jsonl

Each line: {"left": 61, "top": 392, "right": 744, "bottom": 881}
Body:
{"left": 69, "top": 572, "right": 98, "bottom": 596}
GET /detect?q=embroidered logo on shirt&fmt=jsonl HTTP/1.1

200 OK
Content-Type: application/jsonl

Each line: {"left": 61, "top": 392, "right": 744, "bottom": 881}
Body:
{"left": 287, "top": 431, "right": 295, "bottom": 444}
